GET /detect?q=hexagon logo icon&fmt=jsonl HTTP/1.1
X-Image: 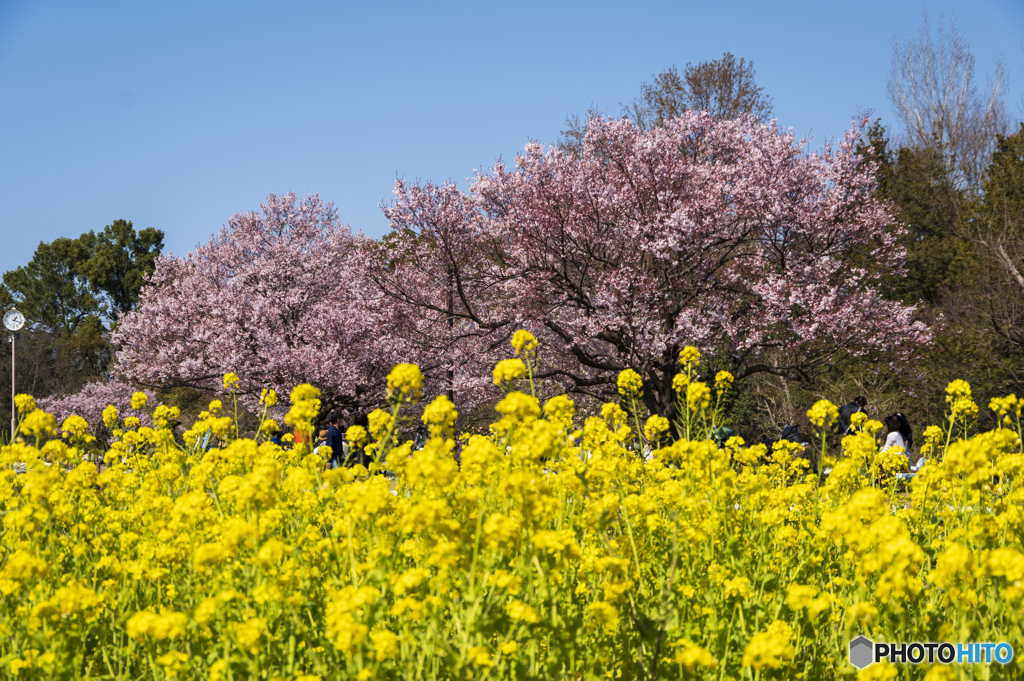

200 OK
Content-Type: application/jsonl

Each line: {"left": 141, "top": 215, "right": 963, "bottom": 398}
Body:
{"left": 849, "top": 636, "right": 874, "bottom": 669}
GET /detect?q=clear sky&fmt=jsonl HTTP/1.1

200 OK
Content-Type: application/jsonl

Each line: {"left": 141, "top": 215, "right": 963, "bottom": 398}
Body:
{"left": 1, "top": 0, "right": 1021, "bottom": 274}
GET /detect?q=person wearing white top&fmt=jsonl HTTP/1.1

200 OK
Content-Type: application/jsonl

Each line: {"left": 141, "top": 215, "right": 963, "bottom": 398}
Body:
{"left": 881, "top": 429, "right": 906, "bottom": 452}
{"left": 880, "top": 413, "right": 918, "bottom": 489}
{"left": 880, "top": 414, "right": 908, "bottom": 453}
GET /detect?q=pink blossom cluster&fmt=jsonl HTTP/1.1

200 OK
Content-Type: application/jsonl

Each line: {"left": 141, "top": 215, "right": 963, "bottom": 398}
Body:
{"left": 373, "top": 113, "right": 932, "bottom": 412}
{"left": 115, "top": 192, "right": 405, "bottom": 415}
{"left": 39, "top": 380, "right": 156, "bottom": 433}
{"left": 113, "top": 115, "right": 933, "bottom": 418}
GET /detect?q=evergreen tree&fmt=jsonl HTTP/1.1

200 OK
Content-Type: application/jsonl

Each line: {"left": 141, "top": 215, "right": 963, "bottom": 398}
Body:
{"left": 0, "top": 221, "right": 164, "bottom": 437}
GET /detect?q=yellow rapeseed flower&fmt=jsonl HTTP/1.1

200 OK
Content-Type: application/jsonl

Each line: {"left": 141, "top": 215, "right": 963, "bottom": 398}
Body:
{"left": 346, "top": 425, "right": 368, "bottom": 447}
{"left": 493, "top": 358, "right": 527, "bottom": 385}
{"left": 155, "top": 651, "right": 188, "bottom": 675}
{"left": 102, "top": 405, "right": 119, "bottom": 428}
{"left": 495, "top": 391, "right": 540, "bottom": 424}
{"left": 422, "top": 395, "right": 458, "bottom": 435}
{"left": 586, "top": 601, "right": 619, "bottom": 630}
{"left": 2, "top": 368, "right": 1022, "bottom": 678}
{"left": 285, "top": 384, "right": 321, "bottom": 430}
{"left": 21, "top": 409, "right": 56, "bottom": 438}
{"left": 61, "top": 414, "right": 89, "bottom": 439}
{"left": 601, "top": 403, "right": 628, "bottom": 428}
{"left": 644, "top": 415, "right": 670, "bottom": 442}
{"left": 686, "top": 382, "right": 711, "bottom": 414}
{"left": 506, "top": 599, "right": 540, "bottom": 623}
{"left": 126, "top": 610, "right": 188, "bottom": 641}
{"left": 543, "top": 394, "right": 575, "bottom": 427}
{"left": 232, "top": 616, "right": 268, "bottom": 654}
{"left": 511, "top": 329, "right": 538, "bottom": 357}
{"left": 679, "top": 346, "right": 701, "bottom": 366}
{"left": 371, "top": 629, "right": 400, "bottom": 661}
{"left": 807, "top": 400, "right": 839, "bottom": 429}
{"left": 741, "top": 620, "right": 794, "bottom": 670}
{"left": 785, "top": 584, "right": 818, "bottom": 611}
{"left": 290, "top": 383, "right": 321, "bottom": 403}
{"left": 368, "top": 408, "right": 392, "bottom": 439}
{"left": 945, "top": 379, "right": 972, "bottom": 402}
{"left": 674, "top": 641, "right": 717, "bottom": 671}
{"left": 387, "top": 363, "right": 423, "bottom": 402}
{"left": 14, "top": 394, "right": 36, "bottom": 414}
{"left": 468, "top": 645, "right": 494, "bottom": 668}
{"left": 617, "top": 369, "right": 643, "bottom": 398}
{"left": 946, "top": 379, "right": 979, "bottom": 420}
{"left": 723, "top": 576, "right": 752, "bottom": 600}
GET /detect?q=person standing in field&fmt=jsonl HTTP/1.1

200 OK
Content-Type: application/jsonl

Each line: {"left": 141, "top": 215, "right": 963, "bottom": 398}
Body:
{"left": 836, "top": 396, "right": 867, "bottom": 435}
{"left": 324, "top": 412, "right": 344, "bottom": 469}
{"left": 292, "top": 426, "right": 310, "bottom": 448}
{"left": 346, "top": 413, "right": 371, "bottom": 468}
{"left": 895, "top": 412, "right": 913, "bottom": 451}
{"left": 413, "top": 424, "right": 427, "bottom": 451}
{"left": 312, "top": 429, "right": 328, "bottom": 457}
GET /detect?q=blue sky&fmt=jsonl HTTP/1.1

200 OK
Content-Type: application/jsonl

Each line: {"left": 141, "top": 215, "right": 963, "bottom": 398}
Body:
{"left": 1, "top": 0, "right": 1021, "bottom": 274}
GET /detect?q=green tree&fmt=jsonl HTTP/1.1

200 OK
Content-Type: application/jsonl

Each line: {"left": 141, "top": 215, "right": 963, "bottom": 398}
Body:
{"left": 1, "top": 221, "right": 163, "bottom": 438}
{"left": 3, "top": 220, "right": 165, "bottom": 333}
{"left": 980, "top": 122, "right": 1024, "bottom": 253}
{"left": 78, "top": 219, "right": 164, "bottom": 321}
{"left": 2, "top": 236, "right": 99, "bottom": 334}
{"left": 970, "top": 123, "right": 1024, "bottom": 352}
{"left": 859, "top": 120, "right": 973, "bottom": 307}
{"left": 839, "top": 120, "right": 1024, "bottom": 439}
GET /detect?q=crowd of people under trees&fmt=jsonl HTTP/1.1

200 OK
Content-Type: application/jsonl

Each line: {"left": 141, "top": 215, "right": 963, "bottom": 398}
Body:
{"left": 759, "top": 395, "right": 921, "bottom": 478}
{"left": 305, "top": 415, "right": 462, "bottom": 472}
{"left": 243, "top": 391, "right": 918, "bottom": 488}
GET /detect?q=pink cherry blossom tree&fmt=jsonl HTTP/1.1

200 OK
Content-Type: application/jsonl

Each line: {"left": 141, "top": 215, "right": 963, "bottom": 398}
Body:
{"left": 39, "top": 380, "right": 156, "bottom": 434}
{"left": 368, "top": 180, "right": 513, "bottom": 407}
{"left": 374, "top": 113, "right": 933, "bottom": 419}
{"left": 115, "top": 192, "right": 400, "bottom": 416}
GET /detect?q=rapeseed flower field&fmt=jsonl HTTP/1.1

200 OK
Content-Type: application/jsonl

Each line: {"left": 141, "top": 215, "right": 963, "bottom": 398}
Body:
{"left": 2, "top": 337, "right": 1022, "bottom": 680}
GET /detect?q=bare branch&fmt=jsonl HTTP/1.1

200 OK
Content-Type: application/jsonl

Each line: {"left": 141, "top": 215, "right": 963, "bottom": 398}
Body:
{"left": 887, "top": 11, "right": 1010, "bottom": 195}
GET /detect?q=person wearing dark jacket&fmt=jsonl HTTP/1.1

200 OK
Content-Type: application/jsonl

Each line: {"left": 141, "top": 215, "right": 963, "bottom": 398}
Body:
{"left": 894, "top": 412, "right": 913, "bottom": 451}
{"left": 347, "top": 413, "right": 371, "bottom": 468}
{"left": 836, "top": 396, "right": 868, "bottom": 435}
{"left": 324, "top": 412, "right": 344, "bottom": 469}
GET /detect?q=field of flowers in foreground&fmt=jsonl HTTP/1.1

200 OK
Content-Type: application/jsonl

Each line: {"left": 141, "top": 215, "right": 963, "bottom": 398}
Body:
{"left": 1, "top": 340, "right": 1022, "bottom": 680}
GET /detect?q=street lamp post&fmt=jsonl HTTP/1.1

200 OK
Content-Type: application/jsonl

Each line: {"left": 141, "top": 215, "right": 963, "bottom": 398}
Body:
{"left": 9, "top": 334, "right": 13, "bottom": 437}
{"left": 4, "top": 309, "right": 26, "bottom": 437}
